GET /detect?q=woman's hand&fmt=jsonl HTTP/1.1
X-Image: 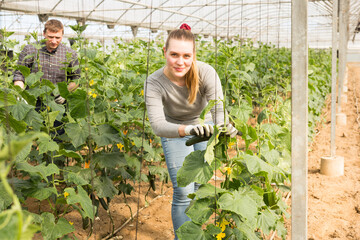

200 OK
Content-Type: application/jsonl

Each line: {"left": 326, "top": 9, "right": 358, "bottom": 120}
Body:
{"left": 183, "top": 124, "right": 214, "bottom": 137}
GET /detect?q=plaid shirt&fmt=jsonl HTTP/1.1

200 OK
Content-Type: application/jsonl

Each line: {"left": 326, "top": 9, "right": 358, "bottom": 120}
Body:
{"left": 13, "top": 42, "right": 80, "bottom": 84}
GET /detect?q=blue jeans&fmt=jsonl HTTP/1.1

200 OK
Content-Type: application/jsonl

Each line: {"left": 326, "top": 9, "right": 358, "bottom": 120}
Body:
{"left": 161, "top": 136, "right": 208, "bottom": 240}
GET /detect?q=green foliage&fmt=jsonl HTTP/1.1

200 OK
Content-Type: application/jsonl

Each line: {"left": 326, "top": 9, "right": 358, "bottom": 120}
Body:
{"left": 1, "top": 27, "right": 331, "bottom": 239}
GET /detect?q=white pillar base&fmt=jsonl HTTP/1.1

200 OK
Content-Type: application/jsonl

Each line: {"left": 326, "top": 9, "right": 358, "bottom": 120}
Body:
{"left": 320, "top": 156, "right": 344, "bottom": 176}
{"left": 336, "top": 112, "right": 347, "bottom": 126}
{"left": 341, "top": 94, "right": 347, "bottom": 104}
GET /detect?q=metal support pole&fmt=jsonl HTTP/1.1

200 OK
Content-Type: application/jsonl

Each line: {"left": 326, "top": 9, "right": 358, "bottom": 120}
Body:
{"left": 337, "top": 0, "right": 350, "bottom": 112}
{"left": 330, "top": 0, "right": 339, "bottom": 157}
{"left": 291, "top": 0, "right": 308, "bottom": 239}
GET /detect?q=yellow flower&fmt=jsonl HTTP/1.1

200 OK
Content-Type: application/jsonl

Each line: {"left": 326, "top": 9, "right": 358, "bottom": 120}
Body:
{"left": 140, "top": 90, "right": 144, "bottom": 96}
{"left": 92, "top": 93, "right": 97, "bottom": 98}
{"left": 231, "top": 99, "right": 235, "bottom": 104}
{"left": 117, "top": 143, "right": 124, "bottom": 150}
{"left": 228, "top": 141, "right": 235, "bottom": 148}
{"left": 131, "top": 141, "right": 135, "bottom": 146}
{"left": 89, "top": 79, "right": 95, "bottom": 86}
{"left": 224, "top": 167, "right": 232, "bottom": 175}
{"left": 47, "top": 106, "right": 50, "bottom": 111}
{"left": 64, "top": 192, "right": 69, "bottom": 198}
{"left": 88, "top": 90, "right": 93, "bottom": 95}
{"left": 216, "top": 232, "right": 226, "bottom": 240}
{"left": 85, "top": 67, "right": 88, "bottom": 71}
{"left": 69, "top": 221, "right": 74, "bottom": 225}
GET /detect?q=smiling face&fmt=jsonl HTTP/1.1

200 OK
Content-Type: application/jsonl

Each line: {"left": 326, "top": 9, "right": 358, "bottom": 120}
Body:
{"left": 163, "top": 38, "right": 194, "bottom": 83}
{"left": 43, "top": 29, "right": 63, "bottom": 52}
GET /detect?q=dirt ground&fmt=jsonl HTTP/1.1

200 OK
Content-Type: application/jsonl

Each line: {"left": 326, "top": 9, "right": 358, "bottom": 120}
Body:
{"left": 63, "top": 63, "right": 360, "bottom": 240}
{"left": 307, "top": 63, "right": 360, "bottom": 240}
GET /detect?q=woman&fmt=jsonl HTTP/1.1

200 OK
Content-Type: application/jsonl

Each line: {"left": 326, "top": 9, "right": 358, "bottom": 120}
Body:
{"left": 144, "top": 23, "right": 237, "bottom": 239}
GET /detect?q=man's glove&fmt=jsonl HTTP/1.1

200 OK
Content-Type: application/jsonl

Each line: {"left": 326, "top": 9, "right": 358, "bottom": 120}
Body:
{"left": 219, "top": 123, "right": 238, "bottom": 138}
{"left": 54, "top": 95, "right": 66, "bottom": 104}
{"left": 184, "top": 124, "right": 214, "bottom": 137}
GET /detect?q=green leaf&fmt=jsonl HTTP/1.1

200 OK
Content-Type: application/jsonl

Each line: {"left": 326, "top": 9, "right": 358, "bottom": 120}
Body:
{"left": 85, "top": 49, "right": 97, "bottom": 60}
{"left": 9, "top": 102, "right": 34, "bottom": 121}
{"left": 23, "top": 109, "right": 43, "bottom": 131}
{"left": 199, "top": 100, "right": 217, "bottom": 122}
{"left": 218, "top": 191, "right": 258, "bottom": 220}
{"left": 68, "top": 89, "right": 88, "bottom": 119}
{"left": 26, "top": 72, "right": 44, "bottom": 87}
{"left": 176, "top": 221, "right": 209, "bottom": 240}
{"left": 29, "top": 187, "right": 57, "bottom": 201}
{"left": 205, "top": 224, "right": 222, "bottom": 236}
{"left": 41, "top": 212, "right": 75, "bottom": 240}
{"left": 57, "top": 149, "right": 83, "bottom": 160}
{"left": 64, "top": 172, "right": 89, "bottom": 186}
{"left": 38, "top": 137, "right": 59, "bottom": 155}
{"left": 45, "top": 111, "right": 59, "bottom": 128}
{"left": 15, "top": 141, "right": 32, "bottom": 163}
{"left": 243, "top": 154, "right": 273, "bottom": 181}
{"left": 233, "top": 224, "right": 260, "bottom": 240}
{"left": 92, "top": 152, "right": 127, "bottom": 168}
{"left": 0, "top": 210, "right": 40, "bottom": 240}
{"left": 261, "top": 149, "right": 280, "bottom": 165}
{"left": 93, "top": 176, "right": 118, "bottom": 199}
{"left": 0, "top": 132, "right": 46, "bottom": 162}
{"left": 15, "top": 65, "right": 31, "bottom": 78}
{"left": 244, "top": 62, "right": 256, "bottom": 72}
{"left": 230, "top": 101, "right": 252, "bottom": 123}
{"left": 1, "top": 113, "right": 27, "bottom": 133}
{"left": 65, "top": 186, "right": 95, "bottom": 220}
{"left": 275, "top": 220, "right": 287, "bottom": 239}
{"left": 185, "top": 198, "right": 213, "bottom": 225}
{"left": 204, "top": 134, "right": 216, "bottom": 165}
{"left": 65, "top": 121, "right": 90, "bottom": 148}
{"left": 0, "top": 90, "right": 17, "bottom": 107}
{"left": 195, "top": 183, "right": 227, "bottom": 199}
{"left": 256, "top": 208, "right": 277, "bottom": 235}
{"left": 176, "top": 150, "right": 213, "bottom": 187}
{"left": 0, "top": 183, "right": 13, "bottom": 211}
{"left": 16, "top": 162, "right": 59, "bottom": 181}
{"left": 93, "top": 124, "right": 121, "bottom": 147}
{"left": 257, "top": 109, "right": 267, "bottom": 124}
{"left": 57, "top": 82, "right": 70, "bottom": 98}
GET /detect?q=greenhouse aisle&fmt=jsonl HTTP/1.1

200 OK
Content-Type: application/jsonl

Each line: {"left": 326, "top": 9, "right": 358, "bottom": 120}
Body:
{"left": 307, "top": 63, "right": 360, "bottom": 239}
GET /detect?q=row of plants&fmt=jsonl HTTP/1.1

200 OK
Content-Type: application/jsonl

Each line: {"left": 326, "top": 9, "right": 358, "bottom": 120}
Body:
{"left": 0, "top": 25, "right": 331, "bottom": 240}
{"left": 175, "top": 41, "right": 332, "bottom": 239}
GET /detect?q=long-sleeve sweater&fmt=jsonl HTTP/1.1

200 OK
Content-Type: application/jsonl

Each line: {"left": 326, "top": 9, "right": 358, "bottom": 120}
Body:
{"left": 145, "top": 61, "right": 226, "bottom": 138}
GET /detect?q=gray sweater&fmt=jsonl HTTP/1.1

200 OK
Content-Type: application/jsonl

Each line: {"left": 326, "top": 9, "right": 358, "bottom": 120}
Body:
{"left": 145, "top": 61, "right": 226, "bottom": 138}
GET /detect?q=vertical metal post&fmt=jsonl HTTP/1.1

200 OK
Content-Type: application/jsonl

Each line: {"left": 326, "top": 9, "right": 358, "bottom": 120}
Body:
{"left": 330, "top": 0, "right": 339, "bottom": 157}
{"left": 291, "top": 0, "right": 308, "bottom": 239}
{"left": 337, "top": 0, "right": 350, "bottom": 112}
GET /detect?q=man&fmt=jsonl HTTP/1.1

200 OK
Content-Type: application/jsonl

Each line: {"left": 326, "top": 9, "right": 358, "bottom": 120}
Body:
{"left": 13, "top": 19, "right": 80, "bottom": 104}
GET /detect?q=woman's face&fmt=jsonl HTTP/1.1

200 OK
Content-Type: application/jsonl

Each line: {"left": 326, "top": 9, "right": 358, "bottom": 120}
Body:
{"left": 164, "top": 38, "right": 194, "bottom": 82}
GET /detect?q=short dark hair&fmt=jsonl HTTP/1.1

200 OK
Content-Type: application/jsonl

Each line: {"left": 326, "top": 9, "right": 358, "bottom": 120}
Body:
{"left": 44, "top": 19, "right": 64, "bottom": 34}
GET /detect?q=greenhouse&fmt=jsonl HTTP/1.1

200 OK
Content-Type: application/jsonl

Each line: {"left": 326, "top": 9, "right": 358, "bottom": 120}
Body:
{"left": 1, "top": 1, "right": 360, "bottom": 239}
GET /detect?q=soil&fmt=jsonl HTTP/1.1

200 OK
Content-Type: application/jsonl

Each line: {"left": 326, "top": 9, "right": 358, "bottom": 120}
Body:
{"left": 306, "top": 63, "right": 360, "bottom": 240}
{"left": 30, "top": 63, "right": 360, "bottom": 239}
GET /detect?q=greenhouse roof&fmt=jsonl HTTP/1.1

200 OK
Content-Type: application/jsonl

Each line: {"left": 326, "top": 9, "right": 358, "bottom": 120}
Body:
{"left": 1, "top": 0, "right": 360, "bottom": 48}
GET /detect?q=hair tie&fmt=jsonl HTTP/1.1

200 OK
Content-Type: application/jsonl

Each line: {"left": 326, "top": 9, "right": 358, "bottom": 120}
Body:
{"left": 180, "top": 23, "right": 191, "bottom": 31}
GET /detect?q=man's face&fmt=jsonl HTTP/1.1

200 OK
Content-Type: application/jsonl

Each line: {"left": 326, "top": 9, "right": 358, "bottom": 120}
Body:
{"left": 43, "top": 29, "right": 63, "bottom": 52}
